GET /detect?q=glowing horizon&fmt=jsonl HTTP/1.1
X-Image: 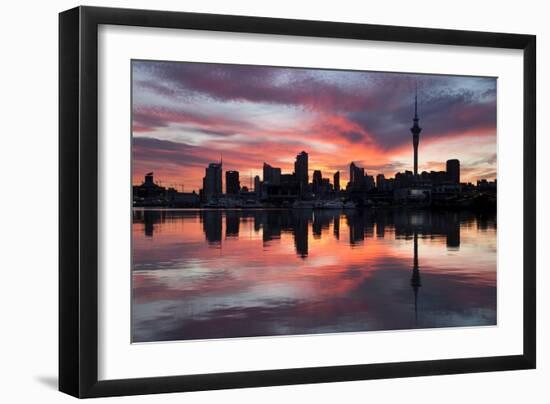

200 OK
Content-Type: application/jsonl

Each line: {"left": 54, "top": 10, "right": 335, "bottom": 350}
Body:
{"left": 132, "top": 60, "right": 497, "bottom": 191}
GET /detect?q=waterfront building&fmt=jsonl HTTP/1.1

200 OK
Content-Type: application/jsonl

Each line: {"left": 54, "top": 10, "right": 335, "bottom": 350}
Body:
{"left": 226, "top": 170, "right": 240, "bottom": 195}
{"left": 376, "top": 174, "right": 386, "bottom": 191}
{"left": 133, "top": 172, "right": 165, "bottom": 199}
{"left": 349, "top": 162, "right": 365, "bottom": 191}
{"left": 312, "top": 170, "right": 322, "bottom": 194}
{"left": 477, "top": 179, "right": 497, "bottom": 191}
{"left": 263, "top": 163, "right": 281, "bottom": 185}
{"left": 365, "top": 175, "right": 375, "bottom": 191}
{"left": 294, "top": 151, "right": 309, "bottom": 192}
{"left": 446, "top": 159, "right": 460, "bottom": 184}
{"left": 203, "top": 162, "right": 222, "bottom": 199}
{"left": 334, "top": 171, "right": 340, "bottom": 192}
{"left": 254, "top": 175, "right": 261, "bottom": 193}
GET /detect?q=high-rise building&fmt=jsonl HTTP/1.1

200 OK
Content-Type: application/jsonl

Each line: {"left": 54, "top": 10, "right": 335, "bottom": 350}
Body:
{"left": 313, "top": 170, "right": 322, "bottom": 183}
{"left": 349, "top": 162, "right": 365, "bottom": 190}
{"left": 365, "top": 175, "right": 375, "bottom": 191}
{"left": 312, "top": 170, "right": 322, "bottom": 194}
{"left": 295, "top": 151, "right": 308, "bottom": 191}
{"left": 225, "top": 170, "right": 240, "bottom": 195}
{"left": 280, "top": 173, "right": 296, "bottom": 186}
{"left": 263, "top": 163, "right": 271, "bottom": 182}
{"left": 263, "top": 163, "right": 281, "bottom": 185}
{"left": 410, "top": 87, "right": 422, "bottom": 176}
{"left": 376, "top": 173, "right": 386, "bottom": 191}
{"left": 272, "top": 168, "right": 281, "bottom": 185}
{"left": 254, "top": 175, "right": 261, "bottom": 193}
{"left": 350, "top": 162, "right": 357, "bottom": 185}
{"left": 446, "top": 159, "right": 460, "bottom": 184}
{"left": 321, "top": 178, "right": 331, "bottom": 193}
{"left": 203, "top": 162, "right": 222, "bottom": 199}
{"left": 333, "top": 171, "right": 340, "bottom": 192}
{"left": 144, "top": 172, "right": 154, "bottom": 186}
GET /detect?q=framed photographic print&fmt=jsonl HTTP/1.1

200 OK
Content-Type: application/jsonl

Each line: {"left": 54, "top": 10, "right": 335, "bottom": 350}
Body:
{"left": 59, "top": 6, "right": 536, "bottom": 398}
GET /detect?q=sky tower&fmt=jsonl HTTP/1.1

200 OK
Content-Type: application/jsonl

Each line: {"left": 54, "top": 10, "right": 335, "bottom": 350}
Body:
{"left": 411, "top": 86, "right": 422, "bottom": 176}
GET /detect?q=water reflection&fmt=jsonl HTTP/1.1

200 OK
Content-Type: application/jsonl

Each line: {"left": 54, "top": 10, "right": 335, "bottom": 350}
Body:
{"left": 412, "top": 232, "right": 421, "bottom": 323}
{"left": 132, "top": 209, "right": 496, "bottom": 342}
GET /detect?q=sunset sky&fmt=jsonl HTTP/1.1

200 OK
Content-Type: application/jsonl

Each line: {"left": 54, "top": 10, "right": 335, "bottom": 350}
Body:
{"left": 132, "top": 60, "right": 497, "bottom": 192}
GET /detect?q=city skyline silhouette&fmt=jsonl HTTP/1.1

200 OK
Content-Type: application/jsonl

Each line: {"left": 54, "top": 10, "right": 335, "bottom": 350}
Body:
{"left": 132, "top": 60, "right": 497, "bottom": 192}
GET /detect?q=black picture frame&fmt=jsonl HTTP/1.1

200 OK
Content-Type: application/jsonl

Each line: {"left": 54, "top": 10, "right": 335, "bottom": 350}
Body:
{"left": 59, "top": 5, "right": 536, "bottom": 398}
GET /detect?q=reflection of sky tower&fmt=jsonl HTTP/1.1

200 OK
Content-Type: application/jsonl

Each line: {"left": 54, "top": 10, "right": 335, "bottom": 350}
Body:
{"left": 411, "top": 232, "right": 421, "bottom": 324}
{"left": 411, "top": 86, "right": 422, "bottom": 176}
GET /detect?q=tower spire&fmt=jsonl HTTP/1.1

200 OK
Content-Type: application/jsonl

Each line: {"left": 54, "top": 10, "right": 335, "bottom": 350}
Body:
{"left": 410, "top": 83, "right": 422, "bottom": 176}
{"left": 414, "top": 83, "right": 418, "bottom": 121}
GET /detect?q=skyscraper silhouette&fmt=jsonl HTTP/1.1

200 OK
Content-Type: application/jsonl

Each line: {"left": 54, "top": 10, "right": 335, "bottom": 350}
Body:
{"left": 333, "top": 171, "right": 340, "bottom": 192}
{"left": 263, "top": 162, "right": 281, "bottom": 185}
{"left": 203, "top": 162, "right": 223, "bottom": 199}
{"left": 446, "top": 159, "right": 460, "bottom": 184}
{"left": 349, "top": 162, "right": 365, "bottom": 191}
{"left": 312, "top": 170, "right": 322, "bottom": 194}
{"left": 225, "top": 170, "right": 240, "bottom": 195}
{"left": 411, "top": 86, "right": 422, "bottom": 176}
{"left": 295, "top": 151, "right": 308, "bottom": 193}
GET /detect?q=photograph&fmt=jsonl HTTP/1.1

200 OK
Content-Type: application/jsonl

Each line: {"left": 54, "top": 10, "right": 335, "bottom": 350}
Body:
{"left": 131, "top": 60, "right": 498, "bottom": 343}
{"left": 0, "top": 0, "right": 542, "bottom": 401}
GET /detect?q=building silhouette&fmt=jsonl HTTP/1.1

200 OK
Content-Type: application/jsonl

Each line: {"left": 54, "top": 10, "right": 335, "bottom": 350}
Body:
{"left": 349, "top": 162, "right": 365, "bottom": 191}
{"left": 203, "top": 162, "right": 222, "bottom": 200}
{"left": 365, "top": 174, "right": 375, "bottom": 191}
{"left": 312, "top": 170, "right": 322, "bottom": 194}
{"left": 254, "top": 175, "right": 261, "bottom": 193}
{"left": 263, "top": 162, "right": 281, "bottom": 185}
{"left": 143, "top": 172, "right": 154, "bottom": 186}
{"left": 294, "top": 151, "right": 309, "bottom": 193}
{"left": 446, "top": 159, "right": 460, "bottom": 184}
{"left": 411, "top": 87, "right": 422, "bottom": 176}
{"left": 225, "top": 170, "right": 240, "bottom": 195}
{"left": 280, "top": 173, "right": 295, "bottom": 185}
{"left": 333, "top": 171, "right": 340, "bottom": 192}
{"left": 133, "top": 172, "right": 165, "bottom": 199}
{"left": 376, "top": 173, "right": 386, "bottom": 191}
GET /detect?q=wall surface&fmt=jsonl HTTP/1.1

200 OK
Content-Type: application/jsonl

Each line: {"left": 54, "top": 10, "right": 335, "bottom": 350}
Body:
{"left": 0, "top": 0, "right": 547, "bottom": 402}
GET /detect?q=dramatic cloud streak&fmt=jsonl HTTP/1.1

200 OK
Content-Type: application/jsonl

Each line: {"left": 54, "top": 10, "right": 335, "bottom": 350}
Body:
{"left": 132, "top": 60, "right": 497, "bottom": 190}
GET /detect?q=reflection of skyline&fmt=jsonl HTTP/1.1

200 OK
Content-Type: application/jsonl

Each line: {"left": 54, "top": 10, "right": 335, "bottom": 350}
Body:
{"left": 132, "top": 209, "right": 488, "bottom": 258}
{"left": 132, "top": 209, "right": 496, "bottom": 342}
{"left": 412, "top": 232, "right": 421, "bottom": 323}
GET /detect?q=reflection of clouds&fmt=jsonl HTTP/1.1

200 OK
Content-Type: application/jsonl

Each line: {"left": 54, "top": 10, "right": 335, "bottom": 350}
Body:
{"left": 132, "top": 210, "right": 497, "bottom": 342}
{"left": 133, "top": 265, "right": 496, "bottom": 342}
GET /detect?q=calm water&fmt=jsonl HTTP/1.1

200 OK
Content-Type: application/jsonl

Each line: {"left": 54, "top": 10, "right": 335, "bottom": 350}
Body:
{"left": 132, "top": 208, "right": 496, "bottom": 342}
